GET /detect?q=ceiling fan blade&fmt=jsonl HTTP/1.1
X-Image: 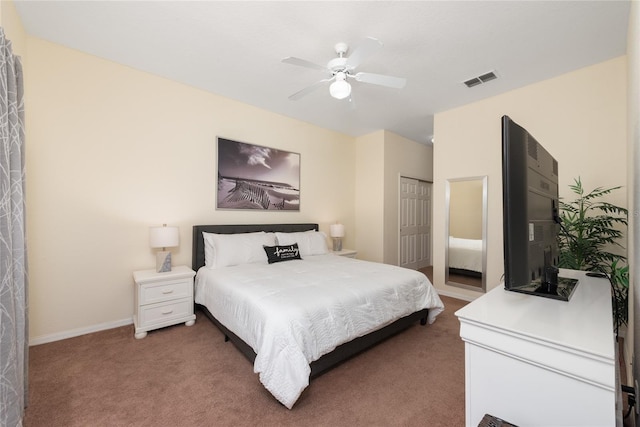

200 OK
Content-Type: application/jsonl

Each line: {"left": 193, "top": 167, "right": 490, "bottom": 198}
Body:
{"left": 345, "top": 37, "right": 383, "bottom": 70}
{"left": 354, "top": 72, "right": 407, "bottom": 89}
{"left": 282, "top": 56, "right": 329, "bottom": 72}
{"left": 288, "top": 78, "right": 332, "bottom": 101}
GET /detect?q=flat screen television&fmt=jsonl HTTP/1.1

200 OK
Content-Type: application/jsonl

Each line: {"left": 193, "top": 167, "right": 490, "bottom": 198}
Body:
{"left": 501, "top": 115, "right": 578, "bottom": 301}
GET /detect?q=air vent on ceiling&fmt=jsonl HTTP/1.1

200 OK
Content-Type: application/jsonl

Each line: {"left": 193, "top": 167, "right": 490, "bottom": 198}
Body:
{"left": 463, "top": 71, "right": 497, "bottom": 88}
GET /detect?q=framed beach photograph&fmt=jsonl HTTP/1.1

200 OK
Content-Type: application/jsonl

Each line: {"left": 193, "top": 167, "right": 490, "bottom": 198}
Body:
{"left": 216, "top": 137, "right": 300, "bottom": 210}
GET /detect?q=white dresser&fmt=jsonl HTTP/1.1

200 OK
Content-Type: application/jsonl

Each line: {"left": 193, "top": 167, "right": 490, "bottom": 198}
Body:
{"left": 455, "top": 269, "right": 617, "bottom": 427}
{"left": 133, "top": 265, "right": 196, "bottom": 339}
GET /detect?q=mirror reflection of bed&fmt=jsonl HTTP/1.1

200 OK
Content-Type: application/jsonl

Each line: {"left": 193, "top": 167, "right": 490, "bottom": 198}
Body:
{"left": 445, "top": 176, "right": 487, "bottom": 292}
{"left": 448, "top": 236, "right": 483, "bottom": 287}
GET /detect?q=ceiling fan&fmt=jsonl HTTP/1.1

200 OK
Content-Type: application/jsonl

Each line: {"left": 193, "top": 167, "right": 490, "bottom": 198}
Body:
{"left": 282, "top": 37, "right": 407, "bottom": 101}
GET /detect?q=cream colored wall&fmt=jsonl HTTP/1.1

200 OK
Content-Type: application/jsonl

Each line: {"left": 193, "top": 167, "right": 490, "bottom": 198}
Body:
{"left": 355, "top": 130, "right": 385, "bottom": 262}
{"left": 354, "top": 130, "right": 433, "bottom": 265}
{"left": 449, "top": 180, "right": 483, "bottom": 240}
{"left": 382, "top": 130, "right": 433, "bottom": 265}
{"left": 26, "top": 37, "right": 356, "bottom": 343}
{"left": 434, "top": 56, "right": 627, "bottom": 300}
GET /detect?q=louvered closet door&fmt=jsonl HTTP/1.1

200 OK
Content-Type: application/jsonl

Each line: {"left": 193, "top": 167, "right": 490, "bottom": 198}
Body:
{"left": 399, "top": 177, "right": 431, "bottom": 270}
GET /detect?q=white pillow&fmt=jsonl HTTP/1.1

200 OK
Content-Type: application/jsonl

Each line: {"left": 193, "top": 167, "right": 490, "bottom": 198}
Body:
{"left": 203, "top": 231, "right": 276, "bottom": 268}
{"left": 275, "top": 230, "right": 328, "bottom": 257}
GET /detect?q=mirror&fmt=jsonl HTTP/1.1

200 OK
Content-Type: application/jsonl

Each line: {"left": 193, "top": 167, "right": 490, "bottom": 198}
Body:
{"left": 445, "top": 176, "right": 487, "bottom": 292}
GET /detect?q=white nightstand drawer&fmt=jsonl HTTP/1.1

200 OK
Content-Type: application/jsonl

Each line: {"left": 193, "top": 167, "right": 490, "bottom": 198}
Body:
{"left": 138, "top": 297, "right": 193, "bottom": 327}
{"left": 139, "top": 279, "right": 192, "bottom": 305}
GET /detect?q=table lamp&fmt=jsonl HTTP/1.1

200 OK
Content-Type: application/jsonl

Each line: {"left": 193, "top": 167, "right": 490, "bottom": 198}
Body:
{"left": 149, "top": 224, "right": 179, "bottom": 272}
{"left": 330, "top": 223, "right": 344, "bottom": 252}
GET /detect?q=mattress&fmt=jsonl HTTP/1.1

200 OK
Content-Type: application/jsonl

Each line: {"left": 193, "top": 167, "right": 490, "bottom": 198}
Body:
{"left": 194, "top": 254, "right": 444, "bottom": 408}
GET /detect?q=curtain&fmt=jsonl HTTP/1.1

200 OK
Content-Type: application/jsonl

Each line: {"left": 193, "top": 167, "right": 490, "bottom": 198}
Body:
{"left": 0, "top": 27, "right": 27, "bottom": 427}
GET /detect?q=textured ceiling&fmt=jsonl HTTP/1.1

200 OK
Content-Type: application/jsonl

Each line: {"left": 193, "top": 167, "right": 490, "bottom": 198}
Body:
{"left": 14, "top": 1, "right": 630, "bottom": 144}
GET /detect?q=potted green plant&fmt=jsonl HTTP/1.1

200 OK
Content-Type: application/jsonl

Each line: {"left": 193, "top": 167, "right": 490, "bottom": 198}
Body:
{"left": 557, "top": 177, "right": 628, "bottom": 336}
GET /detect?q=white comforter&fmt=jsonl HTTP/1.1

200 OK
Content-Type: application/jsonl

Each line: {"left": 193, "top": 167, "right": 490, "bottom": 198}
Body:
{"left": 194, "top": 254, "right": 444, "bottom": 409}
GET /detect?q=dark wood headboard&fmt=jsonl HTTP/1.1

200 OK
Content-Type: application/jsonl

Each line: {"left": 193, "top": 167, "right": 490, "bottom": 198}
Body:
{"left": 192, "top": 223, "right": 319, "bottom": 272}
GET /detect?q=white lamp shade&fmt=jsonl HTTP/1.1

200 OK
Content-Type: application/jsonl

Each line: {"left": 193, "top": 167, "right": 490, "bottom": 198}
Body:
{"left": 329, "top": 80, "right": 351, "bottom": 100}
{"left": 149, "top": 226, "right": 179, "bottom": 249}
{"left": 330, "top": 223, "right": 345, "bottom": 238}
{"left": 329, "top": 73, "right": 351, "bottom": 100}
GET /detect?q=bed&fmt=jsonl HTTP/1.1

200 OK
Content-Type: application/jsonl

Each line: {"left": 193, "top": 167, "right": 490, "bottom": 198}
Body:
{"left": 192, "top": 223, "right": 444, "bottom": 408}
{"left": 448, "top": 236, "right": 483, "bottom": 277}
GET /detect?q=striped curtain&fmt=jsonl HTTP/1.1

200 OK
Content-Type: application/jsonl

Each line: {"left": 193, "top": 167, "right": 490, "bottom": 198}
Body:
{"left": 0, "top": 27, "right": 27, "bottom": 427}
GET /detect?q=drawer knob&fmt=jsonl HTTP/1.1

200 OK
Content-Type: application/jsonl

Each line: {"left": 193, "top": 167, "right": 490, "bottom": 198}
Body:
{"left": 162, "top": 290, "right": 174, "bottom": 294}
{"left": 161, "top": 309, "right": 174, "bottom": 315}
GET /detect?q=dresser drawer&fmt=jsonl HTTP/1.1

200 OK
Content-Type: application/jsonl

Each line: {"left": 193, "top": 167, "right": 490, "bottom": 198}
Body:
{"left": 138, "top": 297, "right": 193, "bottom": 328}
{"left": 139, "top": 278, "right": 192, "bottom": 305}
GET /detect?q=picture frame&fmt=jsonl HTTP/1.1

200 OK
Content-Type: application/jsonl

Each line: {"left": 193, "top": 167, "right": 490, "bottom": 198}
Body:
{"left": 216, "top": 137, "right": 300, "bottom": 211}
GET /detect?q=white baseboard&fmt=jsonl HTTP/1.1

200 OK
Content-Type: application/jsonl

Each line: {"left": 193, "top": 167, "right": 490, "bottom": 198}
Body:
{"left": 29, "top": 317, "right": 133, "bottom": 346}
{"left": 437, "top": 288, "right": 478, "bottom": 302}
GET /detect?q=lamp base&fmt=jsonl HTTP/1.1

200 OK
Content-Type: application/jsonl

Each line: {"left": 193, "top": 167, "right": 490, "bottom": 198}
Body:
{"left": 156, "top": 251, "right": 172, "bottom": 273}
{"left": 332, "top": 238, "right": 342, "bottom": 252}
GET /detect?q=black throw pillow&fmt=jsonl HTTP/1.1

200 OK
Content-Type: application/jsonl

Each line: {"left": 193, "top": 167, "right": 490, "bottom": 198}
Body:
{"left": 263, "top": 243, "right": 302, "bottom": 264}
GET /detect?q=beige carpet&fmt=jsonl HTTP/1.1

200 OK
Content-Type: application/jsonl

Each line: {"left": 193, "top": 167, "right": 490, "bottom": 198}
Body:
{"left": 24, "top": 295, "right": 467, "bottom": 427}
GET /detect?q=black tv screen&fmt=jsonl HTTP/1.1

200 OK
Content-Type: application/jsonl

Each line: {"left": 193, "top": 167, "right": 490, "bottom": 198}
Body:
{"left": 501, "top": 115, "right": 578, "bottom": 301}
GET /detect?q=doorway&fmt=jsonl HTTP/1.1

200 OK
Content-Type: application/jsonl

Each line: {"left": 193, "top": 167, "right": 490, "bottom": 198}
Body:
{"left": 399, "top": 177, "right": 432, "bottom": 270}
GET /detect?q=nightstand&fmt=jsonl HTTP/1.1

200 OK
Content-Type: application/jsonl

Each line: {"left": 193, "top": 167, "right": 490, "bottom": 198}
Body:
{"left": 331, "top": 249, "right": 357, "bottom": 258}
{"left": 132, "top": 265, "right": 196, "bottom": 339}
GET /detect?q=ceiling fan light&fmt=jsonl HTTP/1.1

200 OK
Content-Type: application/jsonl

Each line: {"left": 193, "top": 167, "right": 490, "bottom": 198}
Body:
{"left": 330, "top": 80, "right": 351, "bottom": 100}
